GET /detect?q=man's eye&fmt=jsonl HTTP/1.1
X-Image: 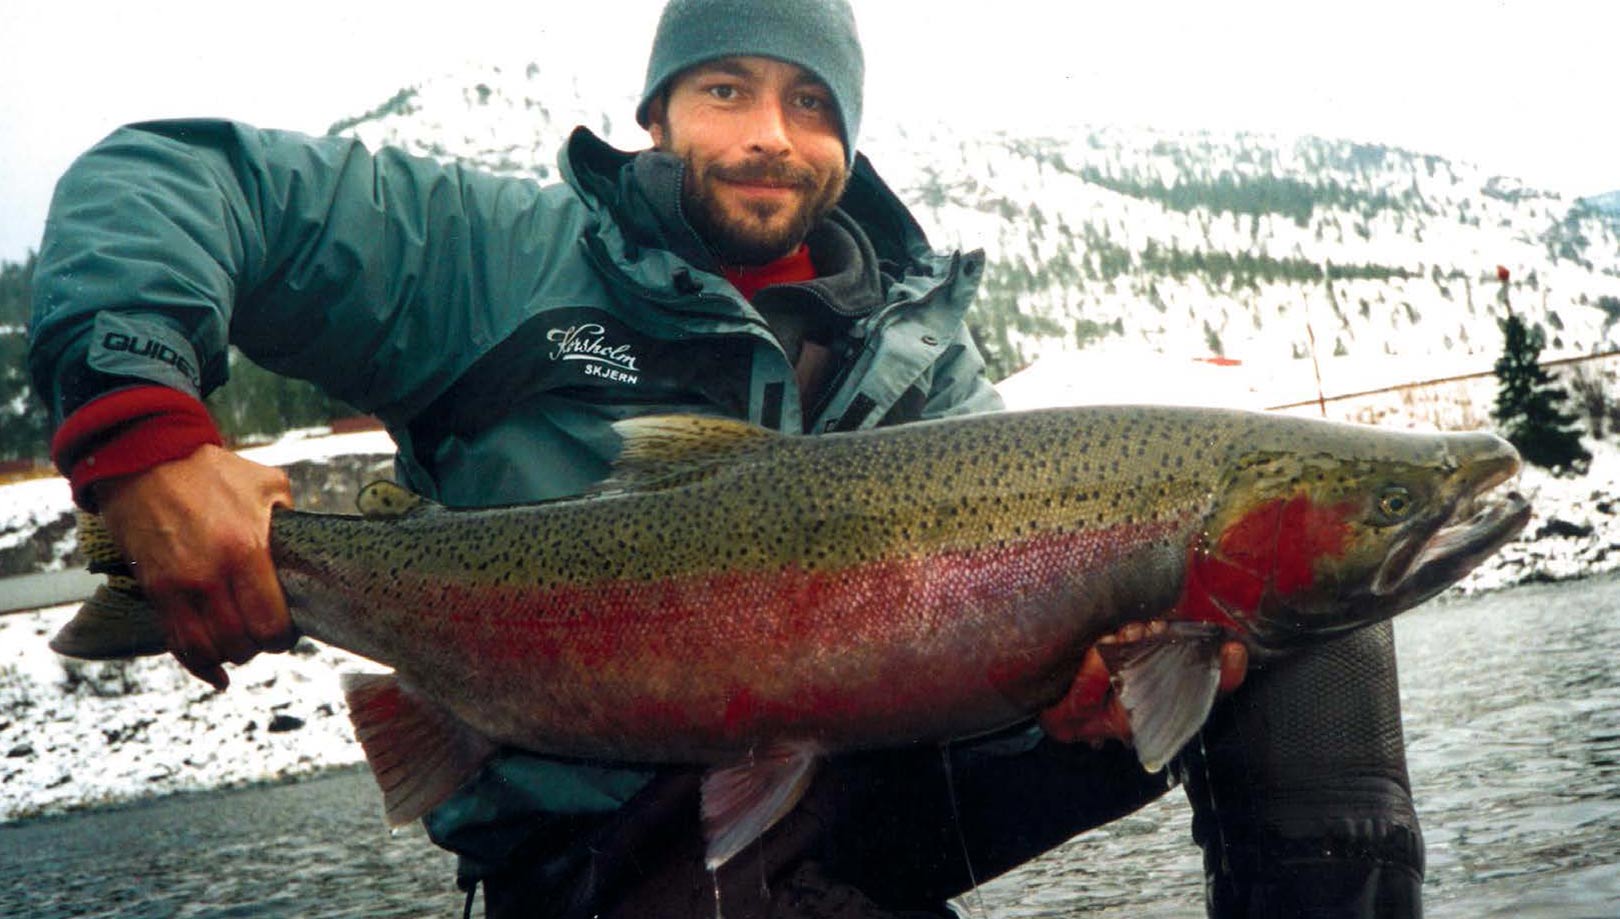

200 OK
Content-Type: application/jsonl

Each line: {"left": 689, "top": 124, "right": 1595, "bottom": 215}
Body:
{"left": 706, "top": 85, "right": 737, "bottom": 101}
{"left": 795, "top": 94, "right": 826, "bottom": 111}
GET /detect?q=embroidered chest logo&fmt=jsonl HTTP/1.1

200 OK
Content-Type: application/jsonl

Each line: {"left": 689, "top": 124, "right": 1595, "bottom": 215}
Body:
{"left": 546, "top": 323, "right": 642, "bottom": 385}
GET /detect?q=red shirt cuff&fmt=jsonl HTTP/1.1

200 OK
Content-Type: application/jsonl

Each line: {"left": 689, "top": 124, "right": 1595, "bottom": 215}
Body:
{"left": 51, "top": 386, "right": 224, "bottom": 510}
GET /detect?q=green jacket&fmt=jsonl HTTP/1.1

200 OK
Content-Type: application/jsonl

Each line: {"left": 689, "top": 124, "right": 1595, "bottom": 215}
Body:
{"left": 28, "top": 118, "right": 1002, "bottom": 875}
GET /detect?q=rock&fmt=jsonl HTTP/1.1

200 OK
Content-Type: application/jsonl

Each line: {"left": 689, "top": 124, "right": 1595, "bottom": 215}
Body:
{"left": 102, "top": 718, "right": 154, "bottom": 745}
{"left": 6, "top": 743, "right": 33, "bottom": 758}
{"left": 267, "top": 714, "right": 306, "bottom": 733}
{"left": 0, "top": 511, "right": 78, "bottom": 578}
{"left": 1536, "top": 518, "right": 1594, "bottom": 539}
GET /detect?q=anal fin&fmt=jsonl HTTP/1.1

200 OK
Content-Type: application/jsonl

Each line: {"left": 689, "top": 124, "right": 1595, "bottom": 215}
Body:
{"left": 700, "top": 741, "right": 821, "bottom": 870}
{"left": 1098, "top": 622, "right": 1227, "bottom": 773}
{"left": 342, "top": 672, "right": 496, "bottom": 826}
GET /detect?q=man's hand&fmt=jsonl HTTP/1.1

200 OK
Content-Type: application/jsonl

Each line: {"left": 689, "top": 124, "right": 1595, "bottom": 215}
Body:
{"left": 95, "top": 445, "right": 296, "bottom": 689}
{"left": 1038, "top": 622, "right": 1248, "bottom": 746}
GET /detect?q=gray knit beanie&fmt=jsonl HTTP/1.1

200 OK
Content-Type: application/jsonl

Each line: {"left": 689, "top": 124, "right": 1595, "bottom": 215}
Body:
{"left": 636, "top": 0, "right": 864, "bottom": 164}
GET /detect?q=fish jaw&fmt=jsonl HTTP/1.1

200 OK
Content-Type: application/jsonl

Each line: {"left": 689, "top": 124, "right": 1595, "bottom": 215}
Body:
{"left": 1367, "top": 450, "right": 1530, "bottom": 613}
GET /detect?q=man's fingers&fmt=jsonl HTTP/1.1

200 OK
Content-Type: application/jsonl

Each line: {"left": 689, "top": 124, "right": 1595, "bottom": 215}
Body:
{"left": 1070, "top": 645, "right": 1113, "bottom": 704}
{"left": 159, "top": 598, "right": 230, "bottom": 690}
{"left": 1037, "top": 645, "right": 1116, "bottom": 742}
{"left": 233, "top": 552, "right": 294, "bottom": 652}
{"left": 1045, "top": 622, "right": 1250, "bottom": 747}
{"left": 198, "top": 582, "right": 257, "bottom": 667}
{"left": 1217, "top": 641, "right": 1248, "bottom": 695}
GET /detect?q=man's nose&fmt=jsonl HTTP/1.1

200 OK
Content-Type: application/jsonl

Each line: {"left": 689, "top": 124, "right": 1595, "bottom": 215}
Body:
{"left": 741, "top": 96, "right": 792, "bottom": 156}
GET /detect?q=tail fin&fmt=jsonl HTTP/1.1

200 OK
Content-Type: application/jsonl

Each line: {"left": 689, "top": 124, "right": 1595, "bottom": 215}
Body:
{"left": 342, "top": 672, "right": 497, "bottom": 826}
{"left": 48, "top": 513, "right": 166, "bottom": 660}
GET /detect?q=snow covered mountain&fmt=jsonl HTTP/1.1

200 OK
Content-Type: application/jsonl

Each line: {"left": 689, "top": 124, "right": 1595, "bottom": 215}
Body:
{"left": 331, "top": 60, "right": 1620, "bottom": 380}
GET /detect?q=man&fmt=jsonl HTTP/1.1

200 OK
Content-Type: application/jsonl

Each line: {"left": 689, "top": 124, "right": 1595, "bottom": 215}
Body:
{"left": 27, "top": 1, "right": 1424, "bottom": 916}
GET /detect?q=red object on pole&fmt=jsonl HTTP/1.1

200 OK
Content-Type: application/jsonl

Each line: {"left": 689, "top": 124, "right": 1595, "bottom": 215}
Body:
{"left": 1497, "top": 265, "right": 1511, "bottom": 282}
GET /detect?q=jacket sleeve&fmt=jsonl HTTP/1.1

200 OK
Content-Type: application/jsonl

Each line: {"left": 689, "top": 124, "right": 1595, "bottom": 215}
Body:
{"left": 27, "top": 118, "right": 555, "bottom": 427}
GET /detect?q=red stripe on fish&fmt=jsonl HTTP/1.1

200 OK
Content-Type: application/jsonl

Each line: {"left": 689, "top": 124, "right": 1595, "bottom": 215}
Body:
{"left": 391, "top": 516, "right": 1190, "bottom": 750}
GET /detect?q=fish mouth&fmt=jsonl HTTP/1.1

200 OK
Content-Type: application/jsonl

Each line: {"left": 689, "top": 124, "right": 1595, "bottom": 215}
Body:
{"left": 1371, "top": 453, "right": 1531, "bottom": 610}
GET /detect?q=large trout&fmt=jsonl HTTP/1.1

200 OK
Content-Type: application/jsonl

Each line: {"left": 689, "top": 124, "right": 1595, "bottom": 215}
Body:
{"left": 52, "top": 406, "right": 1529, "bottom": 867}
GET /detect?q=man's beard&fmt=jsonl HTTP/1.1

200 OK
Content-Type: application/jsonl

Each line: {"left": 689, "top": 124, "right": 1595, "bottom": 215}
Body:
{"left": 682, "top": 156, "right": 847, "bottom": 266}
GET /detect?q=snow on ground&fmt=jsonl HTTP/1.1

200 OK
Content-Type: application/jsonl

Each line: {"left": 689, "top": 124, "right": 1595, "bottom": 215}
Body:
{"left": 0, "top": 616, "right": 375, "bottom": 820}
{"left": 2, "top": 377, "right": 1617, "bottom": 823}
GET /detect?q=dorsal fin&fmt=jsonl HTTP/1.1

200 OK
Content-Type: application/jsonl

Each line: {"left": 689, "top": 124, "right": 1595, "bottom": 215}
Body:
{"left": 603, "top": 414, "right": 783, "bottom": 491}
{"left": 356, "top": 481, "right": 438, "bottom": 518}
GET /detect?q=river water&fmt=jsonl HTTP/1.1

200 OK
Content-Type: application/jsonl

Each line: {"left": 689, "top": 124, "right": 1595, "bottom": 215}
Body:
{"left": 2, "top": 575, "right": 1617, "bottom": 918}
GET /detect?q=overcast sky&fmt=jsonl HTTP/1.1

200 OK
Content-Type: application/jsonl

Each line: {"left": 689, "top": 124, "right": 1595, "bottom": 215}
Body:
{"left": 0, "top": 0, "right": 1613, "bottom": 264}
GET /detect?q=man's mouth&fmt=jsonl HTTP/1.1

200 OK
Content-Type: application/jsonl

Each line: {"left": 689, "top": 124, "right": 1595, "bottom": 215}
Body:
{"left": 709, "top": 160, "right": 815, "bottom": 193}
{"left": 722, "top": 179, "right": 798, "bottom": 194}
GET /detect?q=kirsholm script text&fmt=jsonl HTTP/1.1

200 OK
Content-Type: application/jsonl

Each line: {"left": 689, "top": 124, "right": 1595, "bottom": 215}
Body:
{"left": 548, "top": 323, "right": 641, "bottom": 385}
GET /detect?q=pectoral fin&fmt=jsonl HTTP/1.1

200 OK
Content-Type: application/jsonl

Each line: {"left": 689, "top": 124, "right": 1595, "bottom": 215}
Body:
{"left": 1098, "top": 622, "right": 1227, "bottom": 773}
{"left": 700, "top": 741, "right": 821, "bottom": 870}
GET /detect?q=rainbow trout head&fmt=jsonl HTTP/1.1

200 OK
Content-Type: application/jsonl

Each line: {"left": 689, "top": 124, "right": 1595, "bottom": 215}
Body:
{"left": 1189, "top": 424, "right": 1530, "bottom": 657}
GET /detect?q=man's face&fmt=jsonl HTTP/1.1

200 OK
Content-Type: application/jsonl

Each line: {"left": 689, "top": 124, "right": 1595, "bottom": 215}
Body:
{"left": 649, "top": 56, "right": 849, "bottom": 266}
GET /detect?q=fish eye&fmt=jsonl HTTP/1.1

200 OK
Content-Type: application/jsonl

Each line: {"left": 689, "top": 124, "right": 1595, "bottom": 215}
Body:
{"left": 1376, "top": 486, "right": 1415, "bottom": 521}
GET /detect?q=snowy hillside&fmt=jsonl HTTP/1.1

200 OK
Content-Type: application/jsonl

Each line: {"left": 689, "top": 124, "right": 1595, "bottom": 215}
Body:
{"left": 333, "top": 60, "right": 1620, "bottom": 379}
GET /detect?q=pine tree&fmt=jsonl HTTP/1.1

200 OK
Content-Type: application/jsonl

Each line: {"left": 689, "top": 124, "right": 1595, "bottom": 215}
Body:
{"left": 1492, "top": 309, "right": 1591, "bottom": 473}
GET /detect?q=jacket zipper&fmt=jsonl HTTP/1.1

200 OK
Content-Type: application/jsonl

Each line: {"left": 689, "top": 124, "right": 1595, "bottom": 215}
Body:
{"left": 806, "top": 256, "right": 963, "bottom": 427}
